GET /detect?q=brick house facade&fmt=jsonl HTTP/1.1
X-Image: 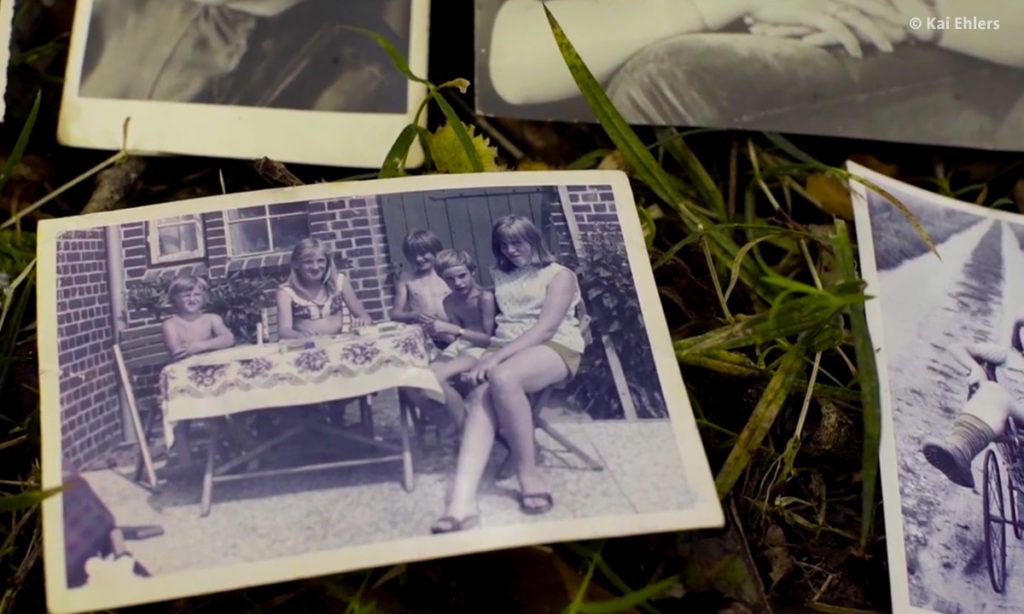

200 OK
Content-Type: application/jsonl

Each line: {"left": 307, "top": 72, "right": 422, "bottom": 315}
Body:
{"left": 55, "top": 184, "right": 628, "bottom": 470}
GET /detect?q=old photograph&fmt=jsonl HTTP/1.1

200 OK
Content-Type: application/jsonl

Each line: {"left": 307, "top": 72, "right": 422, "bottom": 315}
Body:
{"left": 57, "top": 0, "right": 430, "bottom": 166}
{"left": 477, "top": 0, "right": 1024, "bottom": 150}
{"left": 39, "top": 171, "right": 723, "bottom": 613}
{"left": 852, "top": 163, "right": 1024, "bottom": 613}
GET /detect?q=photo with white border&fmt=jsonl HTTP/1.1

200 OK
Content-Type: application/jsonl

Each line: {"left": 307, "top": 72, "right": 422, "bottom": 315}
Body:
{"left": 57, "top": 0, "right": 430, "bottom": 167}
{"left": 852, "top": 161, "right": 1024, "bottom": 613}
{"left": 40, "top": 170, "right": 724, "bottom": 613}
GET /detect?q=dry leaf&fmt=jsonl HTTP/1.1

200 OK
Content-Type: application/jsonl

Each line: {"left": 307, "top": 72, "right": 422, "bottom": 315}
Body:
{"left": 848, "top": 154, "right": 898, "bottom": 177}
{"left": 597, "top": 150, "right": 625, "bottom": 171}
{"left": 805, "top": 174, "right": 853, "bottom": 220}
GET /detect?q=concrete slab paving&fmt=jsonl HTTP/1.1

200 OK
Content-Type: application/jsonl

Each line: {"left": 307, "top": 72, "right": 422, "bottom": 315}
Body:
{"left": 77, "top": 419, "right": 696, "bottom": 577}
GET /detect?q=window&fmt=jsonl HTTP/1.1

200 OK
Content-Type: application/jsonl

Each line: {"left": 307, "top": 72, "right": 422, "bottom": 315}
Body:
{"left": 225, "top": 203, "right": 309, "bottom": 256}
{"left": 148, "top": 215, "right": 205, "bottom": 264}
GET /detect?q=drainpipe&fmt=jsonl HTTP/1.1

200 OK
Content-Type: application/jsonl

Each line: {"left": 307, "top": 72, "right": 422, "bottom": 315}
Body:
{"left": 105, "top": 224, "right": 133, "bottom": 442}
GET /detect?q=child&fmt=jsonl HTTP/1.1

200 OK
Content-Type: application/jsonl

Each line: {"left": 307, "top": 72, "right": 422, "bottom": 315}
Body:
{"left": 161, "top": 275, "right": 235, "bottom": 360}
{"left": 433, "top": 215, "right": 584, "bottom": 532}
{"left": 391, "top": 229, "right": 452, "bottom": 339}
{"left": 160, "top": 275, "right": 235, "bottom": 465}
{"left": 277, "top": 238, "right": 372, "bottom": 339}
{"left": 422, "top": 249, "right": 496, "bottom": 429}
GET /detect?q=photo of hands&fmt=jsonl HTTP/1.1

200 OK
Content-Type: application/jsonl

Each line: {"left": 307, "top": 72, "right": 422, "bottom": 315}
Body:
{"left": 476, "top": 0, "right": 1024, "bottom": 149}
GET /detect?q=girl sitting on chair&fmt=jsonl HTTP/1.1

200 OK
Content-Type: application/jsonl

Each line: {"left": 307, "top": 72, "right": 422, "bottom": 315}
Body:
{"left": 276, "top": 238, "right": 372, "bottom": 339}
{"left": 431, "top": 215, "right": 585, "bottom": 533}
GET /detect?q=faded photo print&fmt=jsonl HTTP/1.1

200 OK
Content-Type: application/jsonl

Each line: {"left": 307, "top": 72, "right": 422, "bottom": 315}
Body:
{"left": 854, "top": 166, "right": 1024, "bottom": 613}
{"left": 477, "top": 0, "right": 1024, "bottom": 150}
{"left": 79, "top": 0, "right": 412, "bottom": 112}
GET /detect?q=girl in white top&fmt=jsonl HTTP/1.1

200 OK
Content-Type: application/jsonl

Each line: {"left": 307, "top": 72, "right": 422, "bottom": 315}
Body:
{"left": 432, "top": 215, "right": 584, "bottom": 533}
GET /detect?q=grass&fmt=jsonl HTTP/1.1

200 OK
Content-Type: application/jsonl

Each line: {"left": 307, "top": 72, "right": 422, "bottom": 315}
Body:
{"left": 2, "top": 4, "right": 1024, "bottom": 613}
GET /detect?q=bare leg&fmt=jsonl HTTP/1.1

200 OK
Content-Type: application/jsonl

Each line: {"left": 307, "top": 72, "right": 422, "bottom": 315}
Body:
{"left": 442, "top": 384, "right": 498, "bottom": 522}
{"left": 965, "top": 382, "right": 1017, "bottom": 434}
{"left": 431, "top": 354, "right": 479, "bottom": 428}
{"left": 923, "top": 381, "right": 1012, "bottom": 488}
{"left": 486, "top": 346, "right": 568, "bottom": 501}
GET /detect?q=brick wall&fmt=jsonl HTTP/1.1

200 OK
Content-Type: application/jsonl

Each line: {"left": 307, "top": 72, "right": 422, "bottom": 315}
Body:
{"left": 59, "top": 187, "right": 627, "bottom": 467}
{"left": 56, "top": 229, "right": 120, "bottom": 471}
{"left": 306, "top": 196, "right": 393, "bottom": 318}
{"left": 550, "top": 185, "right": 624, "bottom": 265}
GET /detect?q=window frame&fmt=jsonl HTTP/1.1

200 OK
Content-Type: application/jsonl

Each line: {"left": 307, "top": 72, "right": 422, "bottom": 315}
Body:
{"left": 223, "top": 205, "right": 310, "bottom": 258}
{"left": 147, "top": 215, "right": 206, "bottom": 264}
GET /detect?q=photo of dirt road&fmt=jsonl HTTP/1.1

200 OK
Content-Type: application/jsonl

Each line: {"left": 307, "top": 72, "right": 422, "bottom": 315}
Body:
{"left": 865, "top": 185, "right": 1024, "bottom": 614}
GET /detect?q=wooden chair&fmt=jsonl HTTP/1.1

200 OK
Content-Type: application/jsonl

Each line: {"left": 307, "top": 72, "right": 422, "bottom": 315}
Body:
{"left": 111, "top": 323, "right": 175, "bottom": 490}
{"left": 497, "top": 301, "right": 604, "bottom": 477}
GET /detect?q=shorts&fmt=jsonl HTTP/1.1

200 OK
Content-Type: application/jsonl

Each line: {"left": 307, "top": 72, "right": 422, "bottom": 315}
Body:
{"left": 482, "top": 340, "right": 583, "bottom": 379}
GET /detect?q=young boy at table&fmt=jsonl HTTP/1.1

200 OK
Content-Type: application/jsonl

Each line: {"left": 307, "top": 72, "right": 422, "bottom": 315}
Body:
{"left": 390, "top": 229, "right": 453, "bottom": 347}
{"left": 422, "top": 249, "right": 496, "bottom": 430}
{"left": 160, "top": 275, "right": 235, "bottom": 465}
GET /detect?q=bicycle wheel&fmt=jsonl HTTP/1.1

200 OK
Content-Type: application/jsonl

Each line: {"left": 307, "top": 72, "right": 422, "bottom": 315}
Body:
{"left": 1009, "top": 465, "right": 1024, "bottom": 540}
{"left": 984, "top": 449, "right": 1007, "bottom": 593}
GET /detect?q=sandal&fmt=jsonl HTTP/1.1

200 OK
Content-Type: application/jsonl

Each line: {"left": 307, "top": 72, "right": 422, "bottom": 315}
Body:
{"left": 519, "top": 492, "right": 554, "bottom": 515}
{"left": 430, "top": 514, "right": 480, "bottom": 534}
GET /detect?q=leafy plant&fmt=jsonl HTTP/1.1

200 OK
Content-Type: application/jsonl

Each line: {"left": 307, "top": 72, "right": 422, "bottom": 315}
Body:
{"left": 206, "top": 274, "right": 279, "bottom": 344}
{"left": 568, "top": 230, "right": 666, "bottom": 419}
{"left": 125, "top": 274, "right": 278, "bottom": 343}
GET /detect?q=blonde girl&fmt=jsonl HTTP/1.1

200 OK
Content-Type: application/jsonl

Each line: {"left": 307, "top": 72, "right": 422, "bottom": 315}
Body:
{"left": 276, "top": 238, "right": 372, "bottom": 339}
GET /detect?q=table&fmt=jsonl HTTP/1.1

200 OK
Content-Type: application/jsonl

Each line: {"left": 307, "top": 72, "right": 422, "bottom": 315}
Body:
{"left": 159, "top": 323, "right": 442, "bottom": 515}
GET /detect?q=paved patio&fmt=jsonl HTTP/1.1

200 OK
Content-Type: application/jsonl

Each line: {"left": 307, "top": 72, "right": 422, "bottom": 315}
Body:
{"left": 77, "top": 391, "right": 695, "bottom": 577}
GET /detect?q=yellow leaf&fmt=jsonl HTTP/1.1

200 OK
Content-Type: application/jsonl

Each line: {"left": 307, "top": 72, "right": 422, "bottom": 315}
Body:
{"left": 425, "top": 121, "right": 504, "bottom": 174}
{"left": 805, "top": 174, "right": 853, "bottom": 220}
{"left": 516, "top": 159, "right": 552, "bottom": 171}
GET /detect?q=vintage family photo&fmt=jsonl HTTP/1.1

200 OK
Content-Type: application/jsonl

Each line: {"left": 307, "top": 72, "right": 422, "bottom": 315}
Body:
{"left": 57, "top": 0, "right": 430, "bottom": 167}
{"left": 476, "top": 0, "right": 1024, "bottom": 150}
{"left": 852, "top": 163, "right": 1024, "bottom": 613}
{"left": 39, "top": 172, "right": 722, "bottom": 613}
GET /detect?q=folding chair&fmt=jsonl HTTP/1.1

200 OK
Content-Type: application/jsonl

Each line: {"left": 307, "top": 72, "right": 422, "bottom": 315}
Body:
{"left": 110, "top": 323, "right": 180, "bottom": 490}
{"left": 498, "top": 301, "right": 604, "bottom": 477}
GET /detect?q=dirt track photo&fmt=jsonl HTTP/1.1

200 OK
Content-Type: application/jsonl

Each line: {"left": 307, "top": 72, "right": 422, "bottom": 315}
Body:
{"left": 868, "top": 189, "right": 1024, "bottom": 613}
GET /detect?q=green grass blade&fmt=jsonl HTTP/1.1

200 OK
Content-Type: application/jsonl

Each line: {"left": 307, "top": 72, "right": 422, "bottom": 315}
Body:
{"left": 762, "top": 132, "right": 828, "bottom": 170}
{"left": 542, "top": 6, "right": 772, "bottom": 300}
{"left": 832, "top": 219, "right": 880, "bottom": 549}
{"left": 577, "top": 576, "right": 677, "bottom": 613}
{"left": 674, "top": 292, "right": 853, "bottom": 356}
{"left": 341, "top": 26, "right": 425, "bottom": 85}
{"left": 378, "top": 124, "right": 419, "bottom": 178}
{"left": 430, "top": 98, "right": 484, "bottom": 173}
{"left": 0, "top": 484, "right": 67, "bottom": 513}
{"left": 565, "top": 546, "right": 601, "bottom": 614}
{"left": 0, "top": 91, "right": 41, "bottom": 198}
{"left": 657, "top": 127, "right": 725, "bottom": 218}
{"left": 345, "top": 27, "right": 481, "bottom": 173}
{"left": 715, "top": 335, "right": 809, "bottom": 497}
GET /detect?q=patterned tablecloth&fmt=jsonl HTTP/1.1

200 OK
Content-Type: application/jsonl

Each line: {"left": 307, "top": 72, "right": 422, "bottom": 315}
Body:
{"left": 160, "top": 323, "right": 441, "bottom": 447}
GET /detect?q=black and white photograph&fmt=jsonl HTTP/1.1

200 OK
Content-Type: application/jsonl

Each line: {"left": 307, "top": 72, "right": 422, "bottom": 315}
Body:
{"left": 38, "top": 171, "right": 723, "bottom": 613}
{"left": 476, "top": 0, "right": 1024, "bottom": 150}
{"left": 852, "top": 162, "right": 1024, "bottom": 613}
{"left": 57, "top": 0, "right": 430, "bottom": 166}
